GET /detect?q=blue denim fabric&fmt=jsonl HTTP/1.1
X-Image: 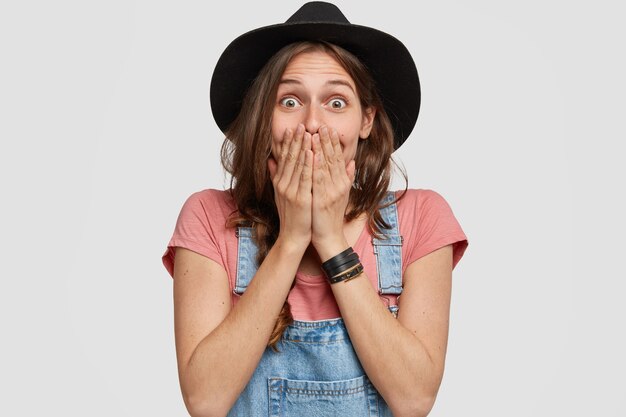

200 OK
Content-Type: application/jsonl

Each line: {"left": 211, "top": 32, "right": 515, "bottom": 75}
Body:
{"left": 234, "top": 226, "right": 259, "bottom": 294}
{"left": 229, "top": 192, "right": 401, "bottom": 416}
{"left": 374, "top": 192, "right": 403, "bottom": 296}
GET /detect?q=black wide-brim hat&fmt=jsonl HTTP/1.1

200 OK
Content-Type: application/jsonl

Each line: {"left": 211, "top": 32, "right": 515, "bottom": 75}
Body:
{"left": 210, "top": 1, "right": 420, "bottom": 150}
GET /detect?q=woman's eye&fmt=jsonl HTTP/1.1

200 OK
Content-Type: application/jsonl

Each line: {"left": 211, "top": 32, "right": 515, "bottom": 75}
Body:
{"left": 329, "top": 98, "right": 347, "bottom": 109}
{"left": 280, "top": 97, "right": 300, "bottom": 108}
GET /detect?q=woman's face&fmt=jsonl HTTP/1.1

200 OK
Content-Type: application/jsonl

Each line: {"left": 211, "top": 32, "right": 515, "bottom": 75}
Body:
{"left": 271, "top": 50, "right": 375, "bottom": 165}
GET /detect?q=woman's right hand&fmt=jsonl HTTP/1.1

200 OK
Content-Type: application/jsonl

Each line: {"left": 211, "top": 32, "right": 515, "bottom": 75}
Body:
{"left": 267, "top": 123, "right": 313, "bottom": 251}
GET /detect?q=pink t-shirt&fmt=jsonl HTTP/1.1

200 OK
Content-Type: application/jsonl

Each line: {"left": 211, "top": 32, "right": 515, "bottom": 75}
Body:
{"left": 162, "top": 189, "right": 468, "bottom": 321}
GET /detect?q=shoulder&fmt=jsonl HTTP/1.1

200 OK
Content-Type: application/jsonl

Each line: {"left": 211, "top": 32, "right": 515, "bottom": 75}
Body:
{"left": 175, "top": 188, "right": 238, "bottom": 232}
{"left": 393, "top": 188, "right": 468, "bottom": 269}
{"left": 184, "top": 188, "right": 235, "bottom": 207}
{"left": 392, "top": 188, "right": 466, "bottom": 246}
{"left": 180, "top": 188, "right": 236, "bottom": 216}
{"left": 393, "top": 188, "right": 453, "bottom": 214}
{"left": 163, "top": 189, "right": 237, "bottom": 278}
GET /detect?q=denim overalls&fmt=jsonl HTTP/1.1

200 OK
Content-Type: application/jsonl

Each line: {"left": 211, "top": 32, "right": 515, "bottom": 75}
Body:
{"left": 228, "top": 192, "right": 402, "bottom": 416}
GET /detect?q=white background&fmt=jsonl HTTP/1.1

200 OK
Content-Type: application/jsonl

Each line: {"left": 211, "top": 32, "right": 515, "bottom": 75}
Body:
{"left": 1, "top": 0, "right": 624, "bottom": 415}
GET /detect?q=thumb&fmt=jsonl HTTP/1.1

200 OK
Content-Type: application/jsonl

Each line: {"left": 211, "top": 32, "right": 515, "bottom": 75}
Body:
{"left": 267, "top": 158, "right": 277, "bottom": 181}
{"left": 346, "top": 159, "right": 356, "bottom": 184}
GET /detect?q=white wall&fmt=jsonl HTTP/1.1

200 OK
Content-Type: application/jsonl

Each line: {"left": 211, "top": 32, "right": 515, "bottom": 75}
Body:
{"left": 1, "top": 0, "right": 623, "bottom": 415}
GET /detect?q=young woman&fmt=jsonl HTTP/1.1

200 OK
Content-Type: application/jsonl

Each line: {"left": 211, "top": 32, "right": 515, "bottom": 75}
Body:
{"left": 162, "top": 2, "right": 468, "bottom": 416}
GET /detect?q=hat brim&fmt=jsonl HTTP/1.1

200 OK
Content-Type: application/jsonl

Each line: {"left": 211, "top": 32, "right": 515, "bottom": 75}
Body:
{"left": 210, "top": 21, "right": 420, "bottom": 150}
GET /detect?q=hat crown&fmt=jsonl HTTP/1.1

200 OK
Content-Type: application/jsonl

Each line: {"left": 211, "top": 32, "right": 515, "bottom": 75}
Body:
{"left": 285, "top": 1, "right": 350, "bottom": 24}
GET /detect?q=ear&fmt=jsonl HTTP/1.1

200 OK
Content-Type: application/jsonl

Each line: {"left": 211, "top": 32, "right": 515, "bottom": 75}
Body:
{"left": 359, "top": 107, "right": 376, "bottom": 139}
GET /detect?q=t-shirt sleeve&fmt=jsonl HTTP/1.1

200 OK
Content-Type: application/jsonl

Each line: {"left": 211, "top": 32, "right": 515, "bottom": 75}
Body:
{"left": 161, "top": 190, "right": 227, "bottom": 278}
{"left": 401, "top": 189, "right": 469, "bottom": 270}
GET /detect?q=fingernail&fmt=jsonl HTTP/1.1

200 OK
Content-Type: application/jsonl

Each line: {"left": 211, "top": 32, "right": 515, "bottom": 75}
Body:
{"left": 296, "top": 123, "right": 304, "bottom": 134}
{"left": 321, "top": 125, "right": 328, "bottom": 135}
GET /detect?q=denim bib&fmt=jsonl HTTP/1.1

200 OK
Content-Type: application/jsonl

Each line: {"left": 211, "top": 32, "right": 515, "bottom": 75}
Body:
{"left": 229, "top": 192, "right": 401, "bottom": 416}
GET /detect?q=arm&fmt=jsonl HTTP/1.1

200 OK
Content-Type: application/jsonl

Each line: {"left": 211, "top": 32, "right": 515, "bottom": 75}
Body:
{"left": 175, "top": 125, "right": 313, "bottom": 416}
{"left": 310, "top": 126, "right": 453, "bottom": 416}
{"left": 174, "top": 241, "right": 305, "bottom": 416}
{"left": 321, "top": 243, "right": 453, "bottom": 417}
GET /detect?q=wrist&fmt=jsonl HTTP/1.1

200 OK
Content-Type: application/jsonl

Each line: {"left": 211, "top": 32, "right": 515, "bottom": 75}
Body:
{"left": 313, "top": 238, "right": 350, "bottom": 263}
{"left": 274, "top": 235, "right": 310, "bottom": 258}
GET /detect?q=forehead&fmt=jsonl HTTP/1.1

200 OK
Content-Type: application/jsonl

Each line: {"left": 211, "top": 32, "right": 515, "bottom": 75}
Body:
{"left": 280, "top": 50, "right": 355, "bottom": 88}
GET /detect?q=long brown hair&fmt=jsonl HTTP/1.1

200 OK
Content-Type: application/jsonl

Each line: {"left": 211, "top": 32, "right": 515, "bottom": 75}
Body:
{"left": 221, "top": 41, "right": 407, "bottom": 351}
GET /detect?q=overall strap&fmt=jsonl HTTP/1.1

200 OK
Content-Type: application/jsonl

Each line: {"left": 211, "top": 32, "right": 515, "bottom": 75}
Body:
{"left": 373, "top": 191, "right": 403, "bottom": 295}
{"left": 233, "top": 226, "right": 259, "bottom": 295}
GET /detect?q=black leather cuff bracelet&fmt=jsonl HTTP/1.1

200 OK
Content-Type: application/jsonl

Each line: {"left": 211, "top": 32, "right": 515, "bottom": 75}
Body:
{"left": 327, "top": 263, "right": 364, "bottom": 284}
{"left": 324, "top": 253, "right": 359, "bottom": 277}
{"left": 321, "top": 247, "right": 357, "bottom": 278}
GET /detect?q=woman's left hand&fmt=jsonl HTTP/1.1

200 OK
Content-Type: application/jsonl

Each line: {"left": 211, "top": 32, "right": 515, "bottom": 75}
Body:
{"left": 310, "top": 125, "right": 355, "bottom": 261}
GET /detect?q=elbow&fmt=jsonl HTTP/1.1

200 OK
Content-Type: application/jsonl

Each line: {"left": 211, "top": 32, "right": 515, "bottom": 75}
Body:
{"left": 180, "top": 371, "right": 233, "bottom": 417}
{"left": 393, "top": 361, "right": 443, "bottom": 416}
{"left": 390, "top": 392, "right": 437, "bottom": 417}
{"left": 184, "top": 395, "right": 228, "bottom": 417}
{"left": 387, "top": 391, "right": 437, "bottom": 417}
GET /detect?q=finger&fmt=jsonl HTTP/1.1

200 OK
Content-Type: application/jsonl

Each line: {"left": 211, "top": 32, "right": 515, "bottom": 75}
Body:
{"left": 312, "top": 135, "right": 329, "bottom": 197}
{"left": 298, "top": 148, "right": 313, "bottom": 200}
{"left": 275, "top": 127, "right": 293, "bottom": 180}
{"left": 280, "top": 123, "right": 305, "bottom": 182}
{"left": 311, "top": 133, "right": 327, "bottom": 173}
{"left": 327, "top": 127, "right": 346, "bottom": 180}
{"left": 288, "top": 134, "right": 309, "bottom": 191}
{"left": 319, "top": 125, "right": 336, "bottom": 165}
{"left": 319, "top": 126, "right": 343, "bottom": 182}
{"left": 329, "top": 128, "right": 345, "bottom": 165}
{"left": 311, "top": 132, "right": 320, "bottom": 153}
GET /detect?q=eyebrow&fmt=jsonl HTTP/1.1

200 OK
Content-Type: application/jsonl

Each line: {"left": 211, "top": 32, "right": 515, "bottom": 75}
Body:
{"left": 278, "top": 78, "right": 356, "bottom": 94}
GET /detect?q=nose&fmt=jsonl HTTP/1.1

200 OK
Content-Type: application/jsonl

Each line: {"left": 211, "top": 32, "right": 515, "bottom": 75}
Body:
{"left": 303, "top": 105, "right": 322, "bottom": 134}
